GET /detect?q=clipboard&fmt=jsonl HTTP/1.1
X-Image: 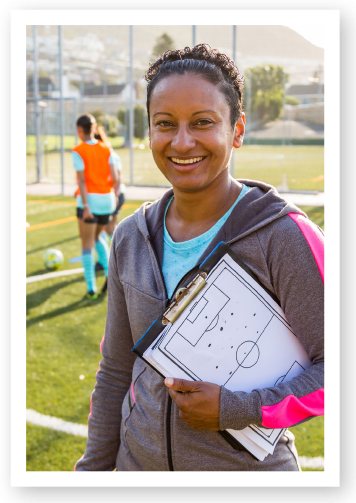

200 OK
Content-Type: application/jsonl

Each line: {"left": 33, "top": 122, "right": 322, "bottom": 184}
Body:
{"left": 131, "top": 242, "right": 286, "bottom": 459}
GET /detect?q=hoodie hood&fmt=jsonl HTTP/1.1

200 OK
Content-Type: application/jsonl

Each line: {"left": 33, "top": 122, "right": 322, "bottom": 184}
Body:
{"left": 133, "top": 179, "right": 306, "bottom": 268}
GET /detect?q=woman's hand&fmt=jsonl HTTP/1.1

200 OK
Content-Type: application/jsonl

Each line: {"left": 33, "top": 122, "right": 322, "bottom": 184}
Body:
{"left": 83, "top": 206, "right": 94, "bottom": 221}
{"left": 164, "top": 378, "right": 221, "bottom": 431}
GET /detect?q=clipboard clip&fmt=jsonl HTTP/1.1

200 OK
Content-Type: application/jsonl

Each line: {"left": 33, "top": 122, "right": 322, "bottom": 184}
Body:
{"left": 162, "top": 272, "right": 207, "bottom": 325}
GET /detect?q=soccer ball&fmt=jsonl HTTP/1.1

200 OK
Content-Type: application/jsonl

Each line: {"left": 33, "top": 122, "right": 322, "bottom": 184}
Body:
{"left": 43, "top": 249, "right": 64, "bottom": 270}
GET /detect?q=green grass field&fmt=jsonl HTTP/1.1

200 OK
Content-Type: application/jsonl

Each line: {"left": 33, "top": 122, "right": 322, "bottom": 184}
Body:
{"left": 26, "top": 197, "right": 324, "bottom": 471}
{"left": 26, "top": 144, "right": 324, "bottom": 192}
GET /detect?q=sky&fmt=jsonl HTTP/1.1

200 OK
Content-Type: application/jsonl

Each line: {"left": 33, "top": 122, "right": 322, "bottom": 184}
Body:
{"left": 284, "top": 24, "right": 324, "bottom": 48}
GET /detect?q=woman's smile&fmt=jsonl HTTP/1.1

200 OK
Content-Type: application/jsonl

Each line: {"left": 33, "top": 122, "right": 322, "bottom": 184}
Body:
{"left": 168, "top": 156, "right": 206, "bottom": 171}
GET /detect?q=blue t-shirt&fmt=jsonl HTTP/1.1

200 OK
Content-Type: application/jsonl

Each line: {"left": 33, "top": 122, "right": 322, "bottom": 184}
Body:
{"left": 162, "top": 184, "right": 251, "bottom": 298}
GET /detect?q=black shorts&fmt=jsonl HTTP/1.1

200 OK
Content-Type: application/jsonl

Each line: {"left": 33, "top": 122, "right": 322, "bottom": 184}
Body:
{"left": 112, "top": 193, "right": 125, "bottom": 215}
{"left": 76, "top": 208, "right": 111, "bottom": 225}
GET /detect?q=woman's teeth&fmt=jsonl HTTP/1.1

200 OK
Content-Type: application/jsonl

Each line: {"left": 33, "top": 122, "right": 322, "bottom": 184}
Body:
{"left": 171, "top": 157, "right": 204, "bottom": 165}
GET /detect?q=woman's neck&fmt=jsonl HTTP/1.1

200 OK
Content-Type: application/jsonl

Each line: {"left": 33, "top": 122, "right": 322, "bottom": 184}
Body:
{"left": 82, "top": 133, "right": 95, "bottom": 142}
{"left": 166, "top": 172, "right": 242, "bottom": 242}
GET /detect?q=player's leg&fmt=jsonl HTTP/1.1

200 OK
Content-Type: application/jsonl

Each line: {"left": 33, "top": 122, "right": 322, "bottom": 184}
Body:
{"left": 94, "top": 215, "right": 111, "bottom": 293}
{"left": 77, "top": 210, "right": 98, "bottom": 298}
{"left": 105, "top": 213, "right": 118, "bottom": 238}
{"left": 105, "top": 193, "right": 124, "bottom": 240}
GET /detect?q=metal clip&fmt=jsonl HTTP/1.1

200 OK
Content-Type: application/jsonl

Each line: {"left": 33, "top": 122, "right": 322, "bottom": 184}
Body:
{"left": 162, "top": 272, "right": 207, "bottom": 325}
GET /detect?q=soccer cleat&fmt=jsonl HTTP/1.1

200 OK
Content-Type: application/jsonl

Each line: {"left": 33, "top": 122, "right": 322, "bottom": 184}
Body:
{"left": 95, "top": 262, "right": 104, "bottom": 272}
{"left": 86, "top": 291, "right": 98, "bottom": 300}
{"left": 101, "top": 279, "right": 108, "bottom": 294}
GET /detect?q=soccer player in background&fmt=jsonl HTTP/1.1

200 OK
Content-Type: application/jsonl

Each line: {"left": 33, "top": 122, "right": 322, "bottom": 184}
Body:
{"left": 93, "top": 125, "right": 126, "bottom": 278}
{"left": 72, "top": 114, "right": 117, "bottom": 298}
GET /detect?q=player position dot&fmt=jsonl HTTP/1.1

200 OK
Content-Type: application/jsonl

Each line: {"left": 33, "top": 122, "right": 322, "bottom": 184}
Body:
{"left": 231, "top": 346, "right": 233, "bottom": 348}
{"left": 208, "top": 344, "right": 211, "bottom": 347}
{"left": 205, "top": 316, "right": 207, "bottom": 318}
{"left": 220, "top": 327, "right": 223, "bottom": 331}
{"left": 216, "top": 366, "right": 218, "bottom": 369}
{"left": 229, "top": 371, "right": 232, "bottom": 374}
{"left": 231, "top": 313, "right": 233, "bottom": 315}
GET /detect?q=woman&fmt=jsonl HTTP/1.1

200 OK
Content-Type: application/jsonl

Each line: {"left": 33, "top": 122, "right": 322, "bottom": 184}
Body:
{"left": 94, "top": 125, "right": 126, "bottom": 245}
{"left": 75, "top": 45, "right": 324, "bottom": 471}
{"left": 72, "top": 114, "right": 118, "bottom": 298}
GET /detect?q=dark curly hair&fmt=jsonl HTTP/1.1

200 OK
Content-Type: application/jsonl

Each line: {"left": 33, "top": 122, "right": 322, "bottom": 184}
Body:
{"left": 76, "top": 113, "right": 96, "bottom": 135}
{"left": 145, "top": 43, "right": 244, "bottom": 129}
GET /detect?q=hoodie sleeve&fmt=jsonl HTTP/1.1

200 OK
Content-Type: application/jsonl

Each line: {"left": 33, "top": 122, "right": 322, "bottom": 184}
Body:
{"left": 75, "top": 229, "right": 136, "bottom": 471}
{"left": 219, "top": 213, "right": 324, "bottom": 431}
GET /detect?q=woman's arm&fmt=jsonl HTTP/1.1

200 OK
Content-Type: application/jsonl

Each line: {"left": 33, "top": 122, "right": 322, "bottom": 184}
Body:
{"left": 113, "top": 170, "right": 121, "bottom": 198}
{"left": 77, "top": 171, "right": 94, "bottom": 221}
{"left": 75, "top": 230, "right": 136, "bottom": 471}
{"left": 219, "top": 214, "right": 324, "bottom": 431}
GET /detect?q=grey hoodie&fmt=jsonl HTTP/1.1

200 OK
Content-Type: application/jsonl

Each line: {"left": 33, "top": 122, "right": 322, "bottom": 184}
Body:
{"left": 75, "top": 179, "right": 324, "bottom": 472}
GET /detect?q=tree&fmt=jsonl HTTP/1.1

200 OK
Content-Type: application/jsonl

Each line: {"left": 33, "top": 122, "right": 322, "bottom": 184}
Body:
{"left": 245, "top": 65, "right": 288, "bottom": 124}
{"left": 117, "top": 104, "right": 147, "bottom": 140}
{"left": 286, "top": 96, "right": 300, "bottom": 106}
{"left": 152, "top": 33, "right": 175, "bottom": 58}
{"left": 88, "top": 108, "right": 119, "bottom": 137}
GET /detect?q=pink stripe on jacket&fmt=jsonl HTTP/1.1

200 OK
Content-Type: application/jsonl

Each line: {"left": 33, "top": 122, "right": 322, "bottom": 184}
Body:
{"left": 261, "top": 388, "right": 324, "bottom": 428}
{"left": 288, "top": 213, "right": 324, "bottom": 283}
{"left": 260, "top": 213, "right": 324, "bottom": 428}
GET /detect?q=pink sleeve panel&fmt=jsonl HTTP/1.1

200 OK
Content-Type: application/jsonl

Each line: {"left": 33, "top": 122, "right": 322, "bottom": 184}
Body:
{"left": 261, "top": 388, "right": 324, "bottom": 428}
{"left": 131, "top": 381, "right": 136, "bottom": 403}
{"left": 74, "top": 455, "right": 84, "bottom": 471}
{"left": 288, "top": 213, "right": 324, "bottom": 283}
{"left": 100, "top": 334, "right": 105, "bottom": 354}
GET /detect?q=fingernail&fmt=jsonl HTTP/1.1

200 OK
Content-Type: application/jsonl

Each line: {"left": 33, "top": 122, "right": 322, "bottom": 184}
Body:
{"left": 165, "top": 378, "right": 174, "bottom": 386}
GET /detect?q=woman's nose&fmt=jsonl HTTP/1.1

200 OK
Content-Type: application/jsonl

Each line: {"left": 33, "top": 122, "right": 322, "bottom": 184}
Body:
{"left": 170, "top": 125, "right": 196, "bottom": 152}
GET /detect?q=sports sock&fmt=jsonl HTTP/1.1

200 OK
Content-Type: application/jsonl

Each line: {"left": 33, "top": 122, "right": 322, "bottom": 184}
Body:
{"left": 102, "top": 231, "right": 110, "bottom": 245}
{"left": 95, "top": 235, "right": 110, "bottom": 277}
{"left": 82, "top": 248, "right": 96, "bottom": 292}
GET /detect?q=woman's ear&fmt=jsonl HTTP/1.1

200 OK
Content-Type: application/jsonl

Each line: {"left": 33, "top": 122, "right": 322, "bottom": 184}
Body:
{"left": 233, "top": 113, "right": 245, "bottom": 149}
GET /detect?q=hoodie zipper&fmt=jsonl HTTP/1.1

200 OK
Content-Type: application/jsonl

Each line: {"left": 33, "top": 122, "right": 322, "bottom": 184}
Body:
{"left": 146, "top": 235, "right": 200, "bottom": 472}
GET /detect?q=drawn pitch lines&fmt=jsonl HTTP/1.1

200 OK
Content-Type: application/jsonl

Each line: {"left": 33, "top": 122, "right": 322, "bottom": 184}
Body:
{"left": 223, "top": 315, "right": 274, "bottom": 387}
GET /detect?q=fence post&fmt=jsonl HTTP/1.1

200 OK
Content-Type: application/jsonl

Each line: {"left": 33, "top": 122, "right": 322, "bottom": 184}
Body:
{"left": 32, "top": 26, "right": 41, "bottom": 183}
{"left": 231, "top": 25, "right": 236, "bottom": 177}
{"left": 74, "top": 98, "right": 78, "bottom": 146}
{"left": 58, "top": 25, "right": 64, "bottom": 195}
{"left": 246, "top": 70, "right": 251, "bottom": 145}
{"left": 103, "top": 63, "right": 107, "bottom": 131}
{"left": 282, "top": 71, "right": 286, "bottom": 147}
{"left": 129, "top": 25, "right": 134, "bottom": 186}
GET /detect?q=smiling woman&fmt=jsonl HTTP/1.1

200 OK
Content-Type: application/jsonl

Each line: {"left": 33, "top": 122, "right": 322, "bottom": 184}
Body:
{"left": 75, "top": 44, "right": 324, "bottom": 472}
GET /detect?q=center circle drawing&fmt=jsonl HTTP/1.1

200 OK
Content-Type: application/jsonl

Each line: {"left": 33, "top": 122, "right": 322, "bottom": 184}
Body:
{"left": 236, "top": 341, "right": 260, "bottom": 368}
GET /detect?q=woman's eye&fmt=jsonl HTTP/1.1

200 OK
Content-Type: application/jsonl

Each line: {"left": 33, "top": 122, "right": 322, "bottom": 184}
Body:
{"left": 156, "top": 121, "right": 173, "bottom": 127}
{"left": 195, "top": 120, "right": 212, "bottom": 126}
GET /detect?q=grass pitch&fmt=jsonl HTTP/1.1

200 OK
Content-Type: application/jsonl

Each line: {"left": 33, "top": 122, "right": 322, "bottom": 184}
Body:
{"left": 26, "top": 197, "right": 324, "bottom": 471}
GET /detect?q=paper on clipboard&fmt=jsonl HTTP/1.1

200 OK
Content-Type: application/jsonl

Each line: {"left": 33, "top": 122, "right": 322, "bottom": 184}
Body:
{"left": 143, "top": 253, "right": 311, "bottom": 460}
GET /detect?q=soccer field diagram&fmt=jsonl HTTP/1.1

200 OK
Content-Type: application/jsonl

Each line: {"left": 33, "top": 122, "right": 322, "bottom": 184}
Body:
{"left": 247, "top": 360, "right": 307, "bottom": 446}
{"left": 158, "top": 262, "right": 306, "bottom": 392}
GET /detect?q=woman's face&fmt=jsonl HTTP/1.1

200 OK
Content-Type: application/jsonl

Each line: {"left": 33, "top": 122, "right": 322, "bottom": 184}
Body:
{"left": 149, "top": 74, "right": 244, "bottom": 192}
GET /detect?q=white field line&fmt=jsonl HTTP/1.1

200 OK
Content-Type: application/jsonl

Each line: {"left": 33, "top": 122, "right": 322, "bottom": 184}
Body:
{"left": 26, "top": 409, "right": 88, "bottom": 437}
{"left": 298, "top": 456, "right": 325, "bottom": 469}
{"left": 26, "top": 409, "right": 324, "bottom": 469}
{"left": 26, "top": 268, "right": 84, "bottom": 283}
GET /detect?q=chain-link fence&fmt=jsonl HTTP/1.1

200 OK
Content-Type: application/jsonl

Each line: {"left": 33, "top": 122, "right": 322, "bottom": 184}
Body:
{"left": 26, "top": 25, "right": 324, "bottom": 192}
